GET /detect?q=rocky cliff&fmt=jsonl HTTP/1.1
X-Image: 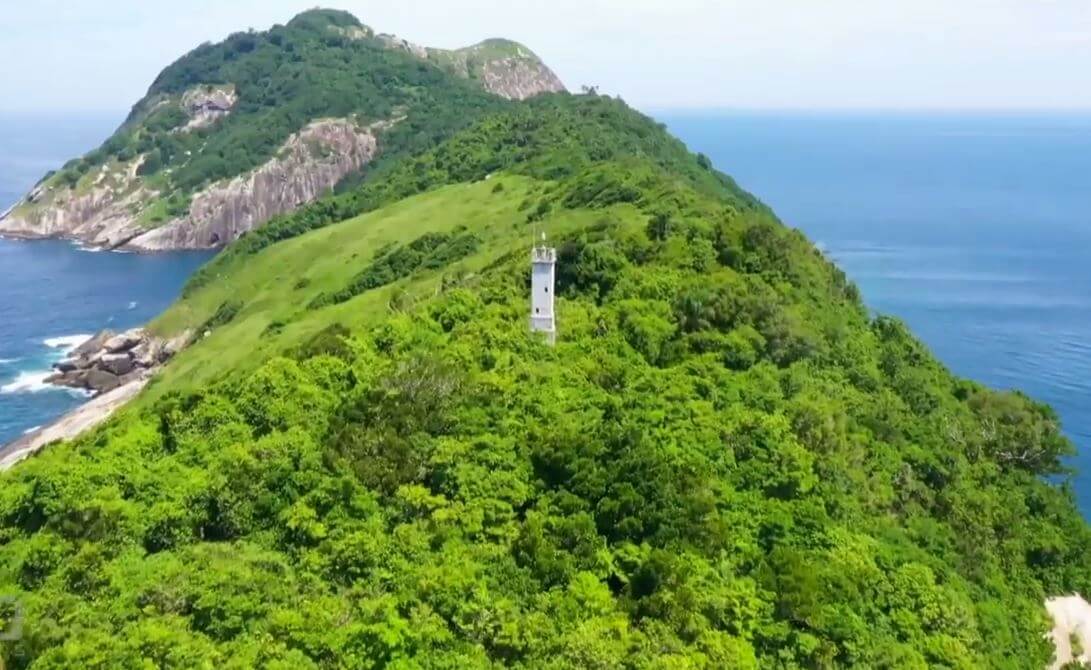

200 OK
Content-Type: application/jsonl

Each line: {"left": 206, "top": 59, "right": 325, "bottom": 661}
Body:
{"left": 378, "top": 35, "right": 567, "bottom": 101}
{"left": 431, "top": 39, "right": 566, "bottom": 101}
{"left": 180, "top": 85, "right": 238, "bottom": 131}
{"left": 130, "top": 118, "right": 386, "bottom": 250}
{"left": 0, "top": 117, "right": 385, "bottom": 250}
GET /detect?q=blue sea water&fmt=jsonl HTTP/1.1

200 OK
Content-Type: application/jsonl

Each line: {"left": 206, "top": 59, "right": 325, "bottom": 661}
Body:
{"left": 662, "top": 111, "right": 1091, "bottom": 512}
{"left": 0, "top": 114, "right": 213, "bottom": 445}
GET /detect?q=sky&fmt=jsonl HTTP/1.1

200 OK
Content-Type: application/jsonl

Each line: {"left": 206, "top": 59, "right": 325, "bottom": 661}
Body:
{"left": 1, "top": 0, "right": 1089, "bottom": 114}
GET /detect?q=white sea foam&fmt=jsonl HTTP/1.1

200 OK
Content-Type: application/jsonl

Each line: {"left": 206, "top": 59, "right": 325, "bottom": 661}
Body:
{"left": 0, "top": 370, "right": 53, "bottom": 394}
{"left": 22, "top": 425, "right": 41, "bottom": 435}
{"left": 43, "top": 334, "right": 92, "bottom": 351}
{"left": 127, "top": 301, "right": 138, "bottom": 310}
{"left": 0, "top": 358, "right": 19, "bottom": 364}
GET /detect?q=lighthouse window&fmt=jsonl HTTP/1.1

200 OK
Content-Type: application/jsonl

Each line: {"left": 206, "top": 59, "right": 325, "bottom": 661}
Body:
{"left": 535, "top": 308, "right": 540, "bottom": 314}
{"left": 544, "top": 286, "right": 549, "bottom": 293}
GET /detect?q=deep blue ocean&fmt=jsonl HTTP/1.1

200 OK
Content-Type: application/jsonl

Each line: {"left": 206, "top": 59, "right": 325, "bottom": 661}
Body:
{"left": 663, "top": 111, "right": 1091, "bottom": 512}
{"left": 0, "top": 114, "right": 212, "bottom": 445}
{"left": 2, "top": 111, "right": 1091, "bottom": 513}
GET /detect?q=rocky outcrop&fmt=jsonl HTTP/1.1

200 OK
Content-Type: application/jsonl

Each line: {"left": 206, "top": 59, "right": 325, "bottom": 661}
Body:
{"left": 477, "top": 56, "right": 566, "bottom": 101}
{"left": 180, "top": 85, "right": 237, "bottom": 130}
{"left": 1048, "top": 595, "right": 1091, "bottom": 669}
{"left": 428, "top": 41, "right": 566, "bottom": 101}
{"left": 0, "top": 176, "right": 153, "bottom": 248}
{"left": 45, "top": 328, "right": 186, "bottom": 395}
{"left": 0, "top": 116, "right": 388, "bottom": 251}
{"left": 329, "top": 24, "right": 373, "bottom": 41}
{"left": 127, "top": 118, "right": 385, "bottom": 250}
{"left": 376, "top": 33, "right": 429, "bottom": 59}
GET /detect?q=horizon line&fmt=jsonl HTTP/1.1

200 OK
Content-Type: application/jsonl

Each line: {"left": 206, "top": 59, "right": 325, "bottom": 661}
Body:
{"left": 1, "top": 104, "right": 1091, "bottom": 118}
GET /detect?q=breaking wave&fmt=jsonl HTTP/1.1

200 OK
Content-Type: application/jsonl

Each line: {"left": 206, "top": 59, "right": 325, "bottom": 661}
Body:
{"left": 0, "top": 370, "right": 53, "bottom": 394}
{"left": 42, "top": 334, "right": 92, "bottom": 351}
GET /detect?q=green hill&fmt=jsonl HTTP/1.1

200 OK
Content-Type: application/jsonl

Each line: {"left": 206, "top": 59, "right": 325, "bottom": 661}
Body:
{"left": 2, "top": 52, "right": 1091, "bottom": 670}
{"left": 0, "top": 8, "right": 563, "bottom": 251}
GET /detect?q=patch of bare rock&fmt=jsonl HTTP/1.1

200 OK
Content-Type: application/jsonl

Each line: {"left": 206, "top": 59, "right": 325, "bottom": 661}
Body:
{"left": 1047, "top": 595, "right": 1091, "bottom": 668}
{"left": 46, "top": 328, "right": 185, "bottom": 395}
{"left": 180, "top": 84, "right": 238, "bottom": 131}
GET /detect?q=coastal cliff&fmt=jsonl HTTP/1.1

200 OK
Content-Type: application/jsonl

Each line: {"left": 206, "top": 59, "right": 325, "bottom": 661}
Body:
{"left": 0, "top": 8, "right": 565, "bottom": 251}
{"left": 0, "top": 118, "right": 386, "bottom": 250}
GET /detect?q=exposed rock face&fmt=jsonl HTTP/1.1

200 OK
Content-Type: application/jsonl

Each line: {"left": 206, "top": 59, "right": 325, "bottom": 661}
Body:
{"left": 477, "top": 56, "right": 566, "bottom": 101}
{"left": 128, "top": 118, "right": 384, "bottom": 250}
{"left": 0, "top": 117, "right": 386, "bottom": 251}
{"left": 45, "top": 328, "right": 186, "bottom": 395}
{"left": 1047, "top": 595, "right": 1091, "bottom": 669}
{"left": 104, "top": 330, "right": 145, "bottom": 353}
{"left": 377, "top": 33, "right": 429, "bottom": 59}
{"left": 0, "top": 178, "right": 152, "bottom": 248}
{"left": 329, "top": 24, "right": 373, "bottom": 41}
{"left": 319, "top": 15, "right": 564, "bottom": 102}
{"left": 427, "top": 41, "right": 566, "bottom": 101}
{"left": 180, "top": 85, "right": 237, "bottom": 130}
{"left": 71, "top": 331, "right": 113, "bottom": 357}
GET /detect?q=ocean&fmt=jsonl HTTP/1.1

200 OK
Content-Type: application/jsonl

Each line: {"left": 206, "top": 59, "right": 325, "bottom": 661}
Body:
{"left": 0, "top": 114, "right": 213, "bottom": 445}
{"left": 2, "top": 111, "right": 1091, "bottom": 514}
{"left": 663, "top": 111, "right": 1091, "bottom": 512}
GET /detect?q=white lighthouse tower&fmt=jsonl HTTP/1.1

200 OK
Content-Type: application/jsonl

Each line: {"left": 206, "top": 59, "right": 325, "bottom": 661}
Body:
{"left": 530, "top": 234, "right": 556, "bottom": 345}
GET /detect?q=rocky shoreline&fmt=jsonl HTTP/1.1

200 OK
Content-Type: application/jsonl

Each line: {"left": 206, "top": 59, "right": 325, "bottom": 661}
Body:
{"left": 45, "top": 328, "right": 185, "bottom": 395}
{"left": 0, "top": 328, "right": 191, "bottom": 470}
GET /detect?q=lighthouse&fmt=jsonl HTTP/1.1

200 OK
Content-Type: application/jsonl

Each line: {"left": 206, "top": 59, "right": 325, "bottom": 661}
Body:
{"left": 530, "top": 234, "right": 556, "bottom": 345}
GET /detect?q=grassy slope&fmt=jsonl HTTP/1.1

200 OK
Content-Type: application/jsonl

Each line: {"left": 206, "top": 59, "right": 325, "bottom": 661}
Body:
{"left": 147, "top": 176, "right": 631, "bottom": 396}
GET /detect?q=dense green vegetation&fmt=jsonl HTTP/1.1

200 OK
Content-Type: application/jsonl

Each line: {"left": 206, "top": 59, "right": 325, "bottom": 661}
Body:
{"left": 184, "top": 94, "right": 762, "bottom": 296}
{"left": 4, "top": 25, "right": 1091, "bottom": 670}
{"left": 49, "top": 8, "right": 508, "bottom": 216}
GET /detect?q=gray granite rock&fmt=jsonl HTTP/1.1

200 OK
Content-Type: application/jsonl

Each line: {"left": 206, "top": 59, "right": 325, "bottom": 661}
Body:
{"left": 99, "top": 353, "right": 135, "bottom": 376}
{"left": 85, "top": 369, "right": 121, "bottom": 394}
{"left": 104, "top": 328, "right": 145, "bottom": 353}
{"left": 71, "top": 330, "right": 114, "bottom": 357}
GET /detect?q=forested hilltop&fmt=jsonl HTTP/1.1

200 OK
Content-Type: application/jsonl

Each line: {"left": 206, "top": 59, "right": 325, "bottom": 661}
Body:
{"left": 0, "top": 9, "right": 562, "bottom": 251}
{"left": 2, "top": 28, "right": 1091, "bottom": 670}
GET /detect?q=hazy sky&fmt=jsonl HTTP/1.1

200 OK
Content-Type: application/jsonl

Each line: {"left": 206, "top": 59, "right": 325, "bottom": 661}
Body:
{"left": 2, "top": 0, "right": 1089, "bottom": 113}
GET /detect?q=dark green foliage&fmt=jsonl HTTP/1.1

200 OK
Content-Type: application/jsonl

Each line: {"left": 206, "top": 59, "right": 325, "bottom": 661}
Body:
{"left": 309, "top": 229, "right": 479, "bottom": 308}
{"left": 327, "top": 355, "right": 463, "bottom": 495}
{"left": 200, "top": 299, "right": 242, "bottom": 332}
{"left": 293, "top": 323, "right": 353, "bottom": 361}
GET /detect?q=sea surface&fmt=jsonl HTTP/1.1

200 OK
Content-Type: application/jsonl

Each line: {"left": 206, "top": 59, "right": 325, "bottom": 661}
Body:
{"left": 0, "top": 114, "right": 212, "bottom": 446}
{"left": 663, "top": 111, "right": 1091, "bottom": 512}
